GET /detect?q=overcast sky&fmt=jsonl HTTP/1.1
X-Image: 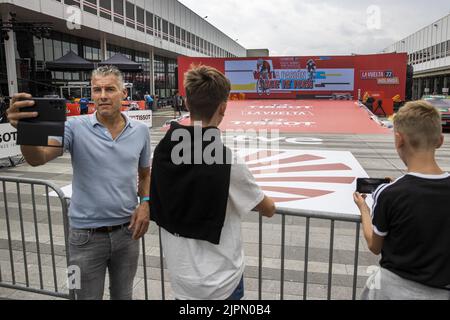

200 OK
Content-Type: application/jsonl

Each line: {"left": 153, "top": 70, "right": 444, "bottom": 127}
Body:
{"left": 179, "top": 0, "right": 450, "bottom": 56}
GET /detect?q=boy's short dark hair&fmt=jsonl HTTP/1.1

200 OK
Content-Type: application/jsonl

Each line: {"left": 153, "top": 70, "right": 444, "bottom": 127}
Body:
{"left": 394, "top": 100, "right": 442, "bottom": 150}
{"left": 184, "top": 65, "right": 231, "bottom": 121}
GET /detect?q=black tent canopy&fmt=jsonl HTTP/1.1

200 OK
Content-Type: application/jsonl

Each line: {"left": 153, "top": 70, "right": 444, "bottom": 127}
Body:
{"left": 46, "top": 51, "right": 95, "bottom": 71}
{"left": 98, "top": 53, "right": 143, "bottom": 72}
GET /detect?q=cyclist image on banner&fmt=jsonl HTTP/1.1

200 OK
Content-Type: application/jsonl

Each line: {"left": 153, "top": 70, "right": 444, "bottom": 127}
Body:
{"left": 255, "top": 59, "right": 273, "bottom": 96}
{"left": 306, "top": 58, "right": 316, "bottom": 81}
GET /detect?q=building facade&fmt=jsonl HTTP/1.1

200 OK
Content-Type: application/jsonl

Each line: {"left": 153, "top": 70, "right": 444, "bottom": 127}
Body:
{"left": 383, "top": 13, "right": 450, "bottom": 100}
{"left": 0, "top": 0, "right": 246, "bottom": 98}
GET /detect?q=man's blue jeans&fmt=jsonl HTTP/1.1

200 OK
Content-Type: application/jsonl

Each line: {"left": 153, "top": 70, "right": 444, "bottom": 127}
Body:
{"left": 68, "top": 225, "right": 139, "bottom": 300}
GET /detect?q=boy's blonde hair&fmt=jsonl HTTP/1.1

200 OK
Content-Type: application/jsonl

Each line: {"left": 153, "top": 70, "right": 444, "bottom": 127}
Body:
{"left": 393, "top": 100, "right": 442, "bottom": 150}
{"left": 184, "top": 65, "right": 231, "bottom": 121}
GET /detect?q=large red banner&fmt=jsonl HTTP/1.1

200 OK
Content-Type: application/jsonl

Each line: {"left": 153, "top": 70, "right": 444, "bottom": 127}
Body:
{"left": 178, "top": 53, "right": 407, "bottom": 115}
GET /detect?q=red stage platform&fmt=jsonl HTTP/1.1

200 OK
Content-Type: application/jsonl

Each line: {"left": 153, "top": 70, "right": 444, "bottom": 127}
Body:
{"left": 212, "top": 100, "right": 390, "bottom": 134}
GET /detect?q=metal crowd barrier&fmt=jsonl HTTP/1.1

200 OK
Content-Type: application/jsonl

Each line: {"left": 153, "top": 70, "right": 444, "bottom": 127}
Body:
{"left": 0, "top": 176, "right": 363, "bottom": 300}
{"left": 0, "top": 176, "right": 73, "bottom": 299}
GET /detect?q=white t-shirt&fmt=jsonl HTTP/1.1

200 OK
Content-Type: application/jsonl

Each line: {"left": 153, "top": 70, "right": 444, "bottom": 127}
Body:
{"left": 160, "top": 155, "right": 265, "bottom": 300}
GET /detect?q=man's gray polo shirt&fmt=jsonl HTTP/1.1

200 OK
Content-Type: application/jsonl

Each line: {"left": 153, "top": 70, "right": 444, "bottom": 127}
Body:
{"left": 64, "top": 113, "right": 151, "bottom": 229}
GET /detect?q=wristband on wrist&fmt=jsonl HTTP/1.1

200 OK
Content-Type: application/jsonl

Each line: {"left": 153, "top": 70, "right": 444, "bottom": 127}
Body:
{"left": 140, "top": 196, "right": 150, "bottom": 204}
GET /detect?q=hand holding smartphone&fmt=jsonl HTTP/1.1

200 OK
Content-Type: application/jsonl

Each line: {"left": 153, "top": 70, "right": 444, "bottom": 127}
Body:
{"left": 356, "top": 178, "right": 391, "bottom": 194}
{"left": 16, "top": 97, "right": 67, "bottom": 147}
{"left": 18, "top": 97, "right": 67, "bottom": 122}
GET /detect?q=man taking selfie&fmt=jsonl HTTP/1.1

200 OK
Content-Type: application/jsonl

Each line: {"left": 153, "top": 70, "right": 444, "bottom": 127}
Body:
{"left": 7, "top": 66, "right": 151, "bottom": 300}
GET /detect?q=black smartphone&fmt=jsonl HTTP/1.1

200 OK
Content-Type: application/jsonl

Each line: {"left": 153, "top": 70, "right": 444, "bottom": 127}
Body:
{"left": 19, "top": 97, "right": 67, "bottom": 122}
{"left": 16, "top": 97, "right": 66, "bottom": 147}
{"left": 356, "top": 178, "right": 391, "bottom": 194}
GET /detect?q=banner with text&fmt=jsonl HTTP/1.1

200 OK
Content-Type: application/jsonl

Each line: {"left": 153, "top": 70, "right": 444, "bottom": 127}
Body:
{"left": 125, "top": 110, "right": 153, "bottom": 128}
{"left": 225, "top": 59, "right": 354, "bottom": 94}
{"left": 0, "top": 124, "right": 21, "bottom": 159}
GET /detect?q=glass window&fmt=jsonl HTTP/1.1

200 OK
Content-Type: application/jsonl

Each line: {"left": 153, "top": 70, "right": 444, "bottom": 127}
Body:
{"left": 162, "top": 20, "right": 168, "bottom": 41}
{"left": 64, "top": 0, "right": 80, "bottom": 7}
{"left": 153, "top": 16, "right": 161, "bottom": 38}
{"left": 62, "top": 41, "right": 71, "bottom": 55}
{"left": 54, "top": 71, "right": 64, "bottom": 80}
{"left": 53, "top": 38, "right": 63, "bottom": 60}
{"left": 84, "top": 0, "right": 98, "bottom": 15}
{"left": 176, "top": 26, "right": 180, "bottom": 45}
{"left": 92, "top": 47, "right": 100, "bottom": 61}
{"left": 169, "top": 23, "right": 175, "bottom": 43}
{"left": 156, "top": 17, "right": 162, "bottom": 38}
{"left": 126, "top": 1, "right": 135, "bottom": 28}
{"left": 84, "top": 46, "right": 93, "bottom": 60}
{"left": 44, "top": 38, "right": 54, "bottom": 61}
{"left": 191, "top": 34, "right": 196, "bottom": 49}
{"left": 181, "top": 29, "right": 186, "bottom": 47}
{"left": 167, "top": 73, "right": 175, "bottom": 90}
{"left": 70, "top": 42, "right": 78, "bottom": 55}
{"left": 136, "top": 7, "right": 144, "bottom": 32}
{"left": 186, "top": 32, "right": 191, "bottom": 49}
{"left": 100, "top": 0, "right": 112, "bottom": 19}
{"left": 113, "top": 0, "right": 124, "bottom": 24}
{"left": 146, "top": 11, "right": 154, "bottom": 35}
{"left": 33, "top": 36, "right": 44, "bottom": 61}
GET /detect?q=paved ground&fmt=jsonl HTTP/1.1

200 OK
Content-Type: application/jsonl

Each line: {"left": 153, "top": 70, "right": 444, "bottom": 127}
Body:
{"left": 1, "top": 104, "right": 450, "bottom": 300}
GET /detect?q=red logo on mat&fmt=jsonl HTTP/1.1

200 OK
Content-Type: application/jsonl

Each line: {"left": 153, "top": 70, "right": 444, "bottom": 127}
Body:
{"left": 244, "top": 151, "right": 355, "bottom": 203}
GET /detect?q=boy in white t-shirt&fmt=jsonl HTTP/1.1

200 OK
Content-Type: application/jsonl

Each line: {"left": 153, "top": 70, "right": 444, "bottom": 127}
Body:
{"left": 150, "top": 65, "right": 275, "bottom": 300}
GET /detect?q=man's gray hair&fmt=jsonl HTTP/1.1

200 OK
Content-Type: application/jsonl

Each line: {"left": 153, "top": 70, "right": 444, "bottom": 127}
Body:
{"left": 91, "top": 65, "right": 124, "bottom": 89}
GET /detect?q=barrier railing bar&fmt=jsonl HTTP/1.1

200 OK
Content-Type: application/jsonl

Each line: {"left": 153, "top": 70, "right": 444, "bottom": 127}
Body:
{"left": 3, "top": 181, "right": 16, "bottom": 285}
{"left": 31, "top": 184, "right": 44, "bottom": 290}
{"left": 141, "top": 236, "right": 149, "bottom": 300}
{"left": 352, "top": 222, "right": 361, "bottom": 300}
{"left": 16, "top": 182, "right": 29, "bottom": 287}
{"left": 258, "top": 213, "right": 262, "bottom": 300}
{"left": 303, "top": 217, "right": 310, "bottom": 300}
{"left": 327, "top": 220, "right": 335, "bottom": 300}
{"left": 59, "top": 200, "right": 72, "bottom": 299}
{"left": 280, "top": 211, "right": 286, "bottom": 300}
{"left": 158, "top": 227, "right": 165, "bottom": 300}
{"left": 45, "top": 185, "right": 58, "bottom": 292}
{"left": 276, "top": 207, "right": 359, "bottom": 223}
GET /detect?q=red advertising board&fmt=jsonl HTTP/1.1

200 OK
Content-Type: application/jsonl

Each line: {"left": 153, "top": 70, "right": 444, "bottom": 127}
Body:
{"left": 178, "top": 53, "right": 407, "bottom": 115}
{"left": 66, "top": 101, "right": 146, "bottom": 117}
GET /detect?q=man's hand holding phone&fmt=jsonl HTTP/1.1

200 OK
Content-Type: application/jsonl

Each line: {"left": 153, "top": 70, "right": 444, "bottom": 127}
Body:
{"left": 7, "top": 93, "right": 67, "bottom": 147}
{"left": 6, "top": 93, "right": 38, "bottom": 128}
